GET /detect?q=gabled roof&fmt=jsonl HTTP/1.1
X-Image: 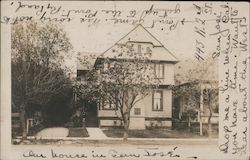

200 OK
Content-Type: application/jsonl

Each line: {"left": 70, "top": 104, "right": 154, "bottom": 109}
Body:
{"left": 116, "top": 24, "right": 163, "bottom": 46}
{"left": 99, "top": 24, "right": 178, "bottom": 63}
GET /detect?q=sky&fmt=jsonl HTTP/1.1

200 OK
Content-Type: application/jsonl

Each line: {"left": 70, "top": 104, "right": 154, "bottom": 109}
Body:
{"left": 3, "top": 1, "right": 248, "bottom": 75}
{"left": 54, "top": 1, "right": 203, "bottom": 59}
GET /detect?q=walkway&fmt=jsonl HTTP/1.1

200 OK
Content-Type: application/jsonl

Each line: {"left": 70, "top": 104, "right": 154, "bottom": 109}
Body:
{"left": 34, "top": 127, "right": 108, "bottom": 140}
{"left": 86, "top": 127, "right": 108, "bottom": 140}
{"left": 31, "top": 127, "right": 217, "bottom": 142}
{"left": 36, "top": 127, "right": 69, "bottom": 138}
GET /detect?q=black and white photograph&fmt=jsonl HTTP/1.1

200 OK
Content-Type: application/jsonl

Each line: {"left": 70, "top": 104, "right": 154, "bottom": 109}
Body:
{"left": 1, "top": 1, "right": 249, "bottom": 160}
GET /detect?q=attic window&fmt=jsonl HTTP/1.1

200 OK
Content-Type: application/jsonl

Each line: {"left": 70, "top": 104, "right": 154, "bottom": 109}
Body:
{"left": 138, "top": 44, "right": 141, "bottom": 54}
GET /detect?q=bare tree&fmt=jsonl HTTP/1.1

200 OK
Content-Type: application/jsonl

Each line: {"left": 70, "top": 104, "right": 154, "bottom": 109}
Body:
{"left": 74, "top": 44, "right": 160, "bottom": 140}
{"left": 11, "top": 21, "right": 72, "bottom": 139}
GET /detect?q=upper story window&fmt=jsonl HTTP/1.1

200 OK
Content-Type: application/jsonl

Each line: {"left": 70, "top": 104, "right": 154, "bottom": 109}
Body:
{"left": 152, "top": 90, "right": 163, "bottom": 111}
{"left": 154, "top": 64, "right": 164, "bottom": 79}
{"left": 103, "top": 63, "right": 109, "bottom": 71}
{"left": 103, "top": 62, "right": 115, "bottom": 71}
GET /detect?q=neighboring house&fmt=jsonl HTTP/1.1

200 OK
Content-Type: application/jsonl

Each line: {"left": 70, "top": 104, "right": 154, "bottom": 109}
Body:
{"left": 173, "top": 80, "right": 219, "bottom": 135}
{"left": 77, "top": 25, "right": 178, "bottom": 129}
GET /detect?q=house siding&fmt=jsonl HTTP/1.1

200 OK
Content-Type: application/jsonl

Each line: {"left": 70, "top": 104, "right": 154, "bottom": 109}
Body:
{"left": 163, "top": 63, "right": 174, "bottom": 85}
{"left": 145, "top": 89, "right": 172, "bottom": 118}
{"left": 145, "top": 89, "right": 172, "bottom": 128}
{"left": 98, "top": 88, "right": 172, "bottom": 128}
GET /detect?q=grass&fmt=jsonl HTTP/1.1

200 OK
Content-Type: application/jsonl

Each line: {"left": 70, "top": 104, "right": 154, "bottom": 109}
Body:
{"left": 67, "top": 127, "right": 89, "bottom": 137}
{"left": 102, "top": 128, "right": 218, "bottom": 139}
{"left": 27, "top": 125, "right": 46, "bottom": 136}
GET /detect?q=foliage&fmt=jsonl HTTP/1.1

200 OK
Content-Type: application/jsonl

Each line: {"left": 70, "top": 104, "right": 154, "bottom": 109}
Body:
{"left": 11, "top": 21, "right": 72, "bottom": 107}
{"left": 173, "top": 56, "right": 219, "bottom": 138}
{"left": 175, "top": 57, "right": 218, "bottom": 85}
{"left": 11, "top": 21, "right": 73, "bottom": 138}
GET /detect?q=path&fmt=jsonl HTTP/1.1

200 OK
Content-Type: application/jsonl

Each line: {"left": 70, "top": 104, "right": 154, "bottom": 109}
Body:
{"left": 86, "top": 127, "right": 108, "bottom": 139}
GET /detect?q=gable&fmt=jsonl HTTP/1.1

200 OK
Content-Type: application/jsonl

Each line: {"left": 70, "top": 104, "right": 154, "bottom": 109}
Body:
{"left": 100, "top": 24, "right": 178, "bottom": 63}
{"left": 116, "top": 24, "right": 163, "bottom": 46}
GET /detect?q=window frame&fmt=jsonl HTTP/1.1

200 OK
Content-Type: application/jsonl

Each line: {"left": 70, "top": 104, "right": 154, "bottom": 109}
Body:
{"left": 152, "top": 90, "right": 163, "bottom": 111}
{"left": 154, "top": 63, "right": 165, "bottom": 79}
{"left": 134, "top": 108, "right": 141, "bottom": 115}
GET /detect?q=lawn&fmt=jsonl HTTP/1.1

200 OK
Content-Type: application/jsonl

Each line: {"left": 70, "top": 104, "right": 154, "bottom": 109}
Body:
{"left": 102, "top": 128, "right": 218, "bottom": 139}
{"left": 67, "top": 127, "right": 89, "bottom": 137}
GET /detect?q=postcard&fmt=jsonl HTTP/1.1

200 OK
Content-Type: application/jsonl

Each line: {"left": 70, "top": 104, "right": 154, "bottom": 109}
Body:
{"left": 1, "top": 1, "right": 249, "bottom": 160}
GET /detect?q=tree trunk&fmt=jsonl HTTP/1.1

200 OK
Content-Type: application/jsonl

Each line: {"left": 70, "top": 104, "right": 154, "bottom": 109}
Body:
{"left": 123, "top": 120, "right": 129, "bottom": 141}
{"left": 123, "top": 129, "right": 128, "bottom": 141}
{"left": 188, "top": 116, "right": 191, "bottom": 132}
{"left": 207, "top": 92, "right": 213, "bottom": 140}
{"left": 20, "top": 107, "right": 27, "bottom": 139}
{"left": 207, "top": 113, "right": 212, "bottom": 140}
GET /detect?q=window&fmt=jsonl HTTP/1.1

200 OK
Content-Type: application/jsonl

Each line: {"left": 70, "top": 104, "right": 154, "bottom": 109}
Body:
{"left": 103, "top": 63, "right": 109, "bottom": 71}
{"left": 134, "top": 108, "right": 141, "bottom": 115}
{"left": 146, "top": 47, "right": 152, "bottom": 57}
{"left": 152, "top": 91, "right": 163, "bottom": 111}
{"left": 76, "top": 77, "right": 81, "bottom": 81}
{"left": 101, "top": 100, "right": 116, "bottom": 110}
{"left": 214, "top": 104, "right": 219, "bottom": 114}
{"left": 138, "top": 44, "right": 142, "bottom": 54}
{"left": 154, "top": 64, "right": 164, "bottom": 79}
{"left": 103, "top": 62, "right": 116, "bottom": 70}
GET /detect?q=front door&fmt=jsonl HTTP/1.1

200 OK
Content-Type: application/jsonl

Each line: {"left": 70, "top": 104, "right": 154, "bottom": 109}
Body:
{"left": 85, "top": 102, "right": 98, "bottom": 127}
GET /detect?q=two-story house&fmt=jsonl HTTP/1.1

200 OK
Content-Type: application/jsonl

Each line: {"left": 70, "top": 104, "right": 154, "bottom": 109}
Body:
{"left": 77, "top": 25, "right": 178, "bottom": 129}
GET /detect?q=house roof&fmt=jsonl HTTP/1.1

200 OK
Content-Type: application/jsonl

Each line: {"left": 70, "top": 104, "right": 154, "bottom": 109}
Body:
{"left": 99, "top": 24, "right": 178, "bottom": 63}
{"left": 176, "top": 80, "right": 219, "bottom": 88}
{"left": 77, "top": 25, "right": 179, "bottom": 71}
{"left": 116, "top": 24, "right": 163, "bottom": 46}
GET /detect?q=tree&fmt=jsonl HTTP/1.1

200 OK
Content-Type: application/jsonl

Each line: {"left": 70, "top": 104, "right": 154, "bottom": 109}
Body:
{"left": 74, "top": 43, "right": 160, "bottom": 140}
{"left": 173, "top": 83, "right": 200, "bottom": 130}
{"left": 175, "top": 57, "right": 218, "bottom": 85}
{"left": 173, "top": 57, "right": 218, "bottom": 139}
{"left": 11, "top": 21, "right": 73, "bottom": 139}
{"left": 203, "top": 88, "right": 218, "bottom": 139}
